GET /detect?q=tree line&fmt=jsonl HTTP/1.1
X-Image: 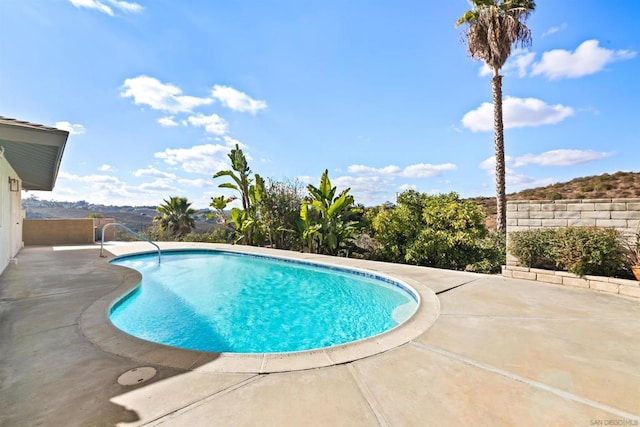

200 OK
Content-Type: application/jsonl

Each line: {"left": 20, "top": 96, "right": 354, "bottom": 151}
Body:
{"left": 150, "top": 144, "right": 505, "bottom": 273}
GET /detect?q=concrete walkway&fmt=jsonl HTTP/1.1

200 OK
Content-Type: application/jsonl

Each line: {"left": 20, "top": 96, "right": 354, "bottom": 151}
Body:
{"left": 1, "top": 244, "right": 639, "bottom": 426}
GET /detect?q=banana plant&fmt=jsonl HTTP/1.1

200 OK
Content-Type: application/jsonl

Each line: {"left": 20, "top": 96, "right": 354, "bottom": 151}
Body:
{"left": 213, "top": 144, "right": 252, "bottom": 212}
{"left": 297, "top": 201, "right": 322, "bottom": 253}
{"left": 211, "top": 144, "right": 264, "bottom": 245}
{"left": 301, "top": 170, "right": 363, "bottom": 255}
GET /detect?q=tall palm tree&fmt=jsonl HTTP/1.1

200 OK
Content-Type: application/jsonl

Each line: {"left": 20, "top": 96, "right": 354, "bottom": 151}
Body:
{"left": 456, "top": 0, "right": 535, "bottom": 233}
{"left": 154, "top": 196, "right": 197, "bottom": 237}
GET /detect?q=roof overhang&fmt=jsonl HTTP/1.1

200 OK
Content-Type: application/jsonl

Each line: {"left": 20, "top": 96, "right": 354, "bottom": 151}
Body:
{"left": 0, "top": 117, "right": 69, "bottom": 191}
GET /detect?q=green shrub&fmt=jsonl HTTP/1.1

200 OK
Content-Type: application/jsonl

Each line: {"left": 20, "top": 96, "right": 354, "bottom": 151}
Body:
{"left": 553, "top": 227, "right": 625, "bottom": 277}
{"left": 367, "top": 191, "right": 498, "bottom": 271}
{"left": 510, "top": 227, "right": 626, "bottom": 277}
{"left": 181, "top": 228, "right": 234, "bottom": 243}
{"left": 509, "top": 228, "right": 556, "bottom": 270}
{"left": 405, "top": 228, "right": 481, "bottom": 270}
{"left": 466, "top": 232, "right": 506, "bottom": 274}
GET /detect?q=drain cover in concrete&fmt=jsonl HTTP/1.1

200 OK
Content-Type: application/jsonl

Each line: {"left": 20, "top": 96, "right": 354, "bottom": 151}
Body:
{"left": 117, "top": 367, "right": 157, "bottom": 386}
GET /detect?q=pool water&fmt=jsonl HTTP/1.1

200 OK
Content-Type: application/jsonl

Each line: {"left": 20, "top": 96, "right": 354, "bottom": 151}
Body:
{"left": 109, "top": 251, "right": 418, "bottom": 353}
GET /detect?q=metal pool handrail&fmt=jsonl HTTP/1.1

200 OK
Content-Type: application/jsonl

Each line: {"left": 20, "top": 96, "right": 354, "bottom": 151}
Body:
{"left": 100, "top": 223, "right": 161, "bottom": 264}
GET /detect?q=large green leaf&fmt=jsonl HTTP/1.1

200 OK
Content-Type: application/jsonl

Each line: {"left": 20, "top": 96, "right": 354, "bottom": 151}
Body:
{"left": 299, "top": 202, "right": 310, "bottom": 223}
{"left": 213, "top": 170, "right": 243, "bottom": 189}
{"left": 326, "top": 232, "right": 337, "bottom": 251}
{"left": 230, "top": 207, "right": 244, "bottom": 227}
{"left": 307, "top": 184, "right": 323, "bottom": 202}
{"left": 318, "top": 170, "right": 330, "bottom": 196}
{"left": 327, "top": 192, "right": 348, "bottom": 218}
{"left": 219, "top": 182, "right": 240, "bottom": 191}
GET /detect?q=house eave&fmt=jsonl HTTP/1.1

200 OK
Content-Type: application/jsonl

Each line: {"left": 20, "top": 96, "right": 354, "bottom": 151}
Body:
{"left": 0, "top": 117, "right": 69, "bottom": 191}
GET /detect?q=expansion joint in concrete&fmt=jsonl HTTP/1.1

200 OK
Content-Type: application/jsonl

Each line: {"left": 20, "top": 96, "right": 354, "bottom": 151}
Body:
{"left": 144, "top": 374, "right": 264, "bottom": 426}
{"left": 347, "top": 364, "right": 391, "bottom": 427}
{"left": 410, "top": 341, "right": 640, "bottom": 420}
{"left": 435, "top": 277, "right": 483, "bottom": 295}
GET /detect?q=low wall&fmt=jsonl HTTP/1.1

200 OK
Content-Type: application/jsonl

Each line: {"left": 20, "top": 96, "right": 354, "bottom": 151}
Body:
{"left": 502, "top": 266, "right": 640, "bottom": 299}
{"left": 93, "top": 218, "right": 116, "bottom": 241}
{"left": 504, "top": 198, "right": 640, "bottom": 297}
{"left": 23, "top": 218, "right": 116, "bottom": 245}
{"left": 506, "top": 198, "right": 640, "bottom": 266}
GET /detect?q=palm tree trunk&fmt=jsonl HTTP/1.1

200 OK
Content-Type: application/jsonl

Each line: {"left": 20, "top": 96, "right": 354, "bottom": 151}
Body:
{"left": 492, "top": 74, "right": 507, "bottom": 234}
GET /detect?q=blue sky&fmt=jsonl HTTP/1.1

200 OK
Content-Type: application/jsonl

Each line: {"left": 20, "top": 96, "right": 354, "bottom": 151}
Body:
{"left": 1, "top": 0, "right": 638, "bottom": 208}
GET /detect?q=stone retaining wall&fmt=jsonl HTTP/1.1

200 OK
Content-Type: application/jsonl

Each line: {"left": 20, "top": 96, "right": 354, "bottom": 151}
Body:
{"left": 502, "top": 266, "right": 640, "bottom": 298}
{"left": 504, "top": 198, "right": 640, "bottom": 298}
{"left": 506, "top": 198, "right": 640, "bottom": 266}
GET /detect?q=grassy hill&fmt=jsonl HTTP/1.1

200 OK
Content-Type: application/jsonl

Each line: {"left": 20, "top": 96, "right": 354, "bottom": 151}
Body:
{"left": 470, "top": 171, "right": 640, "bottom": 230}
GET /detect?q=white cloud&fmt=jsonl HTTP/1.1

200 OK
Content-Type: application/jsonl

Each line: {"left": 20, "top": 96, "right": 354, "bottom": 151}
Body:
{"left": 58, "top": 171, "right": 121, "bottom": 184}
{"left": 69, "top": 0, "right": 143, "bottom": 15}
{"left": 347, "top": 163, "right": 456, "bottom": 178}
{"left": 186, "top": 113, "right": 228, "bottom": 135}
{"left": 461, "top": 96, "right": 574, "bottom": 132}
{"left": 177, "top": 178, "right": 215, "bottom": 188}
{"left": 157, "top": 116, "right": 179, "bottom": 127}
{"left": 531, "top": 40, "right": 637, "bottom": 80}
{"left": 479, "top": 50, "right": 535, "bottom": 78}
{"left": 480, "top": 149, "right": 615, "bottom": 191}
{"left": 154, "top": 144, "right": 230, "bottom": 174}
{"left": 512, "top": 52, "right": 536, "bottom": 77}
{"left": 44, "top": 169, "right": 215, "bottom": 207}
{"left": 106, "top": 0, "right": 143, "bottom": 13}
{"left": 399, "top": 183, "right": 417, "bottom": 191}
{"left": 69, "top": 0, "right": 113, "bottom": 15}
{"left": 211, "top": 85, "right": 267, "bottom": 114}
{"left": 222, "top": 135, "right": 248, "bottom": 149}
{"left": 481, "top": 149, "right": 614, "bottom": 172}
{"left": 542, "top": 23, "right": 567, "bottom": 38}
{"left": 133, "top": 166, "right": 177, "bottom": 179}
{"left": 55, "top": 121, "right": 85, "bottom": 135}
{"left": 479, "top": 156, "right": 556, "bottom": 191}
{"left": 508, "top": 174, "right": 558, "bottom": 190}
{"left": 479, "top": 156, "right": 497, "bottom": 173}
{"left": 139, "top": 179, "right": 178, "bottom": 193}
{"left": 402, "top": 163, "right": 457, "bottom": 178}
{"left": 98, "top": 164, "right": 116, "bottom": 172}
{"left": 333, "top": 175, "right": 396, "bottom": 206}
{"left": 121, "top": 76, "right": 213, "bottom": 113}
{"left": 334, "top": 163, "right": 456, "bottom": 205}
{"left": 348, "top": 165, "right": 402, "bottom": 175}
{"left": 512, "top": 149, "right": 616, "bottom": 167}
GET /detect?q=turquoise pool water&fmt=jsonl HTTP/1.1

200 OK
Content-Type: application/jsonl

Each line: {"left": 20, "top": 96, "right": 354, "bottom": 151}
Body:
{"left": 109, "top": 250, "right": 418, "bottom": 353}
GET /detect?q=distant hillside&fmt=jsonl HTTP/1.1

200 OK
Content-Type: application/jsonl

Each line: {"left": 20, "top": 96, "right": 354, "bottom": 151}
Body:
{"left": 470, "top": 171, "right": 640, "bottom": 230}
{"left": 23, "top": 171, "right": 640, "bottom": 233}
{"left": 22, "top": 198, "right": 220, "bottom": 233}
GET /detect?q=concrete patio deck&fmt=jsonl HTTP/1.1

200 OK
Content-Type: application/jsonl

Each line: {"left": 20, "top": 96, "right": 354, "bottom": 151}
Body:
{"left": 1, "top": 243, "right": 639, "bottom": 426}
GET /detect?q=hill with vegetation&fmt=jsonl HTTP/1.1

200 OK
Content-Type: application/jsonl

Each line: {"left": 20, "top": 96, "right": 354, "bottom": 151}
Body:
{"left": 470, "top": 171, "right": 640, "bottom": 229}
{"left": 22, "top": 198, "right": 219, "bottom": 233}
{"left": 23, "top": 171, "right": 640, "bottom": 232}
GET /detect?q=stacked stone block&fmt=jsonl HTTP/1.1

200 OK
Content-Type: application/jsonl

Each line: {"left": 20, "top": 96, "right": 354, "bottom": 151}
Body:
{"left": 504, "top": 198, "right": 640, "bottom": 298}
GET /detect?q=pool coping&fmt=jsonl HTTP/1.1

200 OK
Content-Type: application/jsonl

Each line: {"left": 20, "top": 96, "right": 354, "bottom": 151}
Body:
{"left": 79, "top": 243, "right": 440, "bottom": 373}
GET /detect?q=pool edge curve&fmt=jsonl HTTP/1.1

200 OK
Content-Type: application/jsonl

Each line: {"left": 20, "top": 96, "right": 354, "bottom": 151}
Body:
{"left": 79, "top": 243, "right": 441, "bottom": 374}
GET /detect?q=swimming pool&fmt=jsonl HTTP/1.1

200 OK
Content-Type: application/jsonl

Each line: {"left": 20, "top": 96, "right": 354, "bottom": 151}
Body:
{"left": 109, "top": 250, "right": 419, "bottom": 353}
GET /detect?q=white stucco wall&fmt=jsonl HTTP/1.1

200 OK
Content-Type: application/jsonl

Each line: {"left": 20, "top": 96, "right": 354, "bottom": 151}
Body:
{"left": 0, "top": 154, "right": 23, "bottom": 275}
